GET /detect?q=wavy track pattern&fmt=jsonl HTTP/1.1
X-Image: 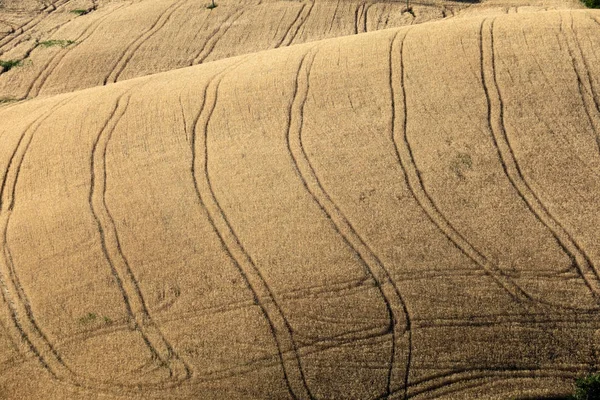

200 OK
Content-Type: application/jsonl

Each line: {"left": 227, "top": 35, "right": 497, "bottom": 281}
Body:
{"left": 89, "top": 90, "right": 191, "bottom": 383}
{"left": 59, "top": 310, "right": 392, "bottom": 386}
{"left": 353, "top": 2, "right": 368, "bottom": 34}
{"left": 402, "top": 367, "right": 580, "bottom": 399}
{"left": 275, "top": 1, "right": 314, "bottom": 48}
{"left": 479, "top": 17, "right": 600, "bottom": 304}
{"left": 104, "top": 0, "right": 187, "bottom": 84}
{"left": 26, "top": 4, "right": 126, "bottom": 98}
{"left": 0, "top": 38, "right": 40, "bottom": 78}
{"left": 388, "top": 30, "right": 535, "bottom": 306}
{"left": 390, "top": 27, "right": 599, "bottom": 312}
{"left": 189, "top": 59, "right": 314, "bottom": 399}
{"left": 0, "top": 96, "right": 79, "bottom": 383}
{"left": 286, "top": 47, "right": 411, "bottom": 399}
{"left": 190, "top": 9, "right": 245, "bottom": 65}
{"left": 560, "top": 12, "right": 600, "bottom": 150}
{"left": 0, "top": 0, "right": 71, "bottom": 55}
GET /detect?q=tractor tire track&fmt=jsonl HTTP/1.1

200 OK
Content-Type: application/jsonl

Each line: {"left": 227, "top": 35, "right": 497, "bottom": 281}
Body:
{"left": 188, "top": 59, "right": 314, "bottom": 400}
{"left": 560, "top": 12, "right": 600, "bottom": 154}
{"left": 275, "top": 1, "right": 313, "bottom": 48}
{"left": 0, "top": 19, "right": 18, "bottom": 37}
{"left": 389, "top": 29, "right": 533, "bottom": 306}
{"left": 327, "top": 0, "right": 341, "bottom": 34}
{"left": 194, "top": 327, "right": 389, "bottom": 384}
{"left": 0, "top": 0, "right": 71, "bottom": 56}
{"left": 0, "top": 38, "right": 38, "bottom": 77}
{"left": 402, "top": 367, "right": 580, "bottom": 399}
{"left": 90, "top": 89, "right": 191, "bottom": 383}
{"left": 286, "top": 47, "right": 411, "bottom": 399}
{"left": 391, "top": 28, "right": 596, "bottom": 312}
{"left": 191, "top": 9, "right": 245, "bottom": 65}
{"left": 26, "top": 4, "right": 126, "bottom": 98}
{"left": 363, "top": 3, "right": 372, "bottom": 33}
{"left": 276, "top": 3, "right": 306, "bottom": 48}
{"left": 0, "top": 96, "right": 78, "bottom": 383}
{"left": 480, "top": 17, "right": 600, "bottom": 303}
{"left": 353, "top": 3, "right": 362, "bottom": 34}
{"left": 354, "top": 2, "right": 369, "bottom": 34}
{"left": 104, "top": 0, "right": 186, "bottom": 85}
{"left": 414, "top": 311, "right": 600, "bottom": 328}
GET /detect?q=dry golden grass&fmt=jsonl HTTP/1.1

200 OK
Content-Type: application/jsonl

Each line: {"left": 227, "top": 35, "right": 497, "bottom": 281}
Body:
{"left": 0, "top": 0, "right": 599, "bottom": 399}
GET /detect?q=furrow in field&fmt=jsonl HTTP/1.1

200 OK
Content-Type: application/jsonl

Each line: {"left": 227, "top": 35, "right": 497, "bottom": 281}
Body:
{"left": 276, "top": 1, "right": 314, "bottom": 48}
{"left": 0, "top": 0, "right": 71, "bottom": 55}
{"left": 286, "top": 47, "right": 411, "bottom": 399}
{"left": 480, "top": 17, "right": 600, "bottom": 304}
{"left": 103, "top": 0, "right": 185, "bottom": 85}
{"left": 191, "top": 9, "right": 246, "bottom": 65}
{"left": 353, "top": 2, "right": 362, "bottom": 34}
{"left": 363, "top": 3, "right": 373, "bottom": 32}
{"left": 559, "top": 12, "right": 600, "bottom": 150}
{"left": 0, "top": 97, "right": 77, "bottom": 383}
{"left": 26, "top": 4, "right": 126, "bottom": 98}
{"left": 189, "top": 59, "right": 314, "bottom": 400}
{"left": 403, "top": 368, "right": 579, "bottom": 400}
{"left": 390, "top": 28, "right": 533, "bottom": 306}
{"left": 276, "top": 3, "right": 307, "bottom": 48}
{"left": 89, "top": 90, "right": 191, "bottom": 382}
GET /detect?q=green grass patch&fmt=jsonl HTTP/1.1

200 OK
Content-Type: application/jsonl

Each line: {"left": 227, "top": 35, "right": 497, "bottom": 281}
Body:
{"left": 71, "top": 9, "right": 90, "bottom": 15}
{"left": 0, "top": 97, "right": 18, "bottom": 104}
{"left": 582, "top": 0, "right": 600, "bottom": 7}
{"left": 450, "top": 152, "right": 473, "bottom": 180}
{"left": 38, "top": 39, "right": 75, "bottom": 48}
{"left": 0, "top": 59, "right": 22, "bottom": 72}
{"left": 78, "top": 312, "right": 97, "bottom": 324}
{"left": 572, "top": 372, "right": 600, "bottom": 400}
{"left": 78, "top": 312, "right": 114, "bottom": 325}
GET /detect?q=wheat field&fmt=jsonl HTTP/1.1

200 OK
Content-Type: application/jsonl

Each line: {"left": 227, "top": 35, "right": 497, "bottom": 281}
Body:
{"left": 0, "top": 0, "right": 599, "bottom": 399}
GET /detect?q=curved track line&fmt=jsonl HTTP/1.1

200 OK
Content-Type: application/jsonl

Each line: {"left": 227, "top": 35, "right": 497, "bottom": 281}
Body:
{"left": 413, "top": 311, "right": 600, "bottom": 328}
{"left": 0, "top": 86, "right": 200, "bottom": 397}
{"left": 286, "top": 47, "right": 411, "bottom": 399}
{"left": 58, "top": 307, "right": 392, "bottom": 387}
{"left": 400, "top": 367, "right": 579, "bottom": 400}
{"left": 90, "top": 90, "right": 191, "bottom": 382}
{"left": 0, "top": 38, "right": 39, "bottom": 77}
{"left": 26, "top": 4, "right": 126, "bottom": 98}
{"left": 480, "top": 17, "right": 600, "bottom": 303}
{"left": 353, "top": 2, "right": 362, "bottom": 34}
{"left": 104, "top": 0, "right": 186, "bottom": 85}
{"left": 391, "top": 27, "right": 597, "bottom": 312}
{"left": 389, "top": 29, "right": 533, "bottom": 306}
{"left": 354, "top": 2, "right": 369, "bottom": 34}
{"left": 275, "top": 1, "right": 313, "bottom": 48}
{"left": 560, "top": 12, "right": 600, "bottom": 152}
{"left": 190, "top": 9, "right": 245, "bottom": 65}
{"left": 0, "top": 96, "right": 79, "bottom": 383}
{"left": 0, "top": 0, "right": 71, "bottom": 55}
{"left": 276, "top": 3, "right": 306, "bottom": 48}
{"left": 188, "top": 59, "right": 314, "bottom": 399}
{"left": 363, "top": 3, "right": 372, "bottom": 33}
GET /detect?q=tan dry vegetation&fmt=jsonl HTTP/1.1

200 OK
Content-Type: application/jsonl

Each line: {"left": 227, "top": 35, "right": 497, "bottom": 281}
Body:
{"left": 0, "top": 0, "right": 585, "bottom": 99}
{"left": 0, "top": 0, "right": 599, "bottom": 399}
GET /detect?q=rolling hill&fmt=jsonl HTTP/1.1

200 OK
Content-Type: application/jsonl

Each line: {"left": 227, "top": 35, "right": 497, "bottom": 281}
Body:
{"left": 0, "top": 0, "right": 599, "bottom": 399}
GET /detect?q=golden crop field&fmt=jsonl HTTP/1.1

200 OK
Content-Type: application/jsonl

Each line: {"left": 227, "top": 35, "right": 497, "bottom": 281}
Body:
{"left": 0, "top": 0, "right": 599, "bottom": 398}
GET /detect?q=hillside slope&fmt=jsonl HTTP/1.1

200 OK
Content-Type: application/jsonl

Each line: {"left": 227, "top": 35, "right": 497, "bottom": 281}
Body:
{"left": 0, "top": 7, "right": 599, "bottom": 400}
{"left": 0, "top": 0, "right": 584, "bottom": 100}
